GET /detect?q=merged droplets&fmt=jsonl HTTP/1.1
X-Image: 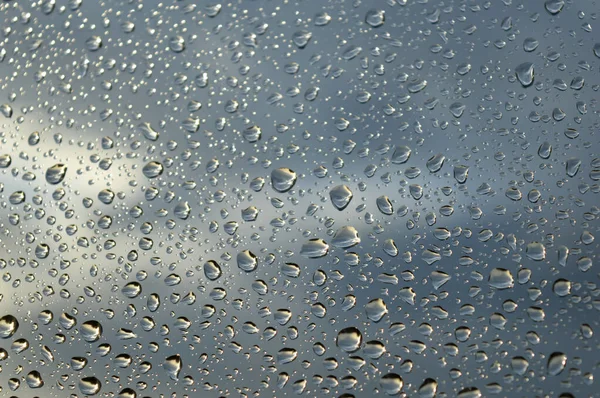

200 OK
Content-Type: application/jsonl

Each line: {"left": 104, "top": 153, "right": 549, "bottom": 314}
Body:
{"left": 163, "top": 354, "right": 183, "bottom": 380}
{"left": 137, "top": 121, "right": 160, "bottom": 141}
{"left": 383, "top": 239, "right": 399, "bottom": 257}
{"left": 453, "top": 165, "right": 469, "bottom": 184}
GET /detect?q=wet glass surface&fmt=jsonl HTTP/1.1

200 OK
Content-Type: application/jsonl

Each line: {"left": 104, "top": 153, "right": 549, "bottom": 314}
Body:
{"left": 0, "top": 0, "right": 598, "bottom": 397}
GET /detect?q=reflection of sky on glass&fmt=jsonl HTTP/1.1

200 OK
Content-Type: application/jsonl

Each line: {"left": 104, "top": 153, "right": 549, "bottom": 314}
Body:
{"left": 0, "top": 0, "right": 598, "bottom": 397}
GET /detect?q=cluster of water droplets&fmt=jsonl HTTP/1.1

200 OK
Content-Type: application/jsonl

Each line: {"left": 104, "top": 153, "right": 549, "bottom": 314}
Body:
{"left": 0, "top": 0, "right": 598, "bottom": 397}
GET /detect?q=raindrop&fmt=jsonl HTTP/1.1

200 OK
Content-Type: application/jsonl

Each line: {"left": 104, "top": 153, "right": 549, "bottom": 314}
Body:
{"left": 271, "top": 168, "right": 297, "bottom": 192}
{"left": 336, "top": 327, "right": 362, "bottom": 353}
{"left": 45, "top": 163, "right": 67, "bottom": 184}
{"left": 380, "top": 373, "right": 403, "bottom": 395}
{"left": 515, "top": 62, "right": 535, "bottom": 87}
{"left": 544, "top": 0, "right": 564, "bottom": 14}
{"left": 0, "top": 315, "right": 19, "bottom": 338}
{"left": 292, "top": 30, "right": 312, "bottom": 48}
{"left": 365, "top": 9, "right": 385, "bottom": 27}
{"left": 330, "top": 185, "right": 353, "bottom": 210}
{"left": 548, "top": 352, "right": 567, "bottom": 376}
{"left": 79, "top": 377, "right": 102, "bottom": 395}
{"left": 80, "top": 320, "right": 103, "bottom": 343}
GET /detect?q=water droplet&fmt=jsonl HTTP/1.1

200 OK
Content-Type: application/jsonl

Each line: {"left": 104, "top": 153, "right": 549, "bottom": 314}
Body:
{"left": 237, "top": 250, "right": 258, "bottom": 272}
{"left": 204, "top": 260, "right": 222, "bottom": 280}
{"left": 426, "top": 154, "right": 446, "bottom": 173}
{"left": 391, "top": 145, "right": 412, "bottom": 164}
{"left": 515, "top": 62, "right": 535, "bottom": 87}
{"left": 336, "top": 327, "right": 362, "bottom": 352}
{"left": 79, "top": 376, "right": 102, "bottom": 395}
{"left": 365, "top": 299, "right": 387, "bottom": 322}
{"left": 523, "top": 37, "right": 539, "bottom": 52}
{"left": 169, "top": 36, "right": 186, "bottom": 53}
{"left": 80, "top": 320, "right": 103, "bottom": 342}
{"left": 545, "top": 0, "right": 564, "bottom": 14}
{"left": 292, "top": 30, "right": 312, "bottom": 48}
{"left": 526, "top": 242, "right": 546, "bottom": 261}
{"left": 380, "top": 373, "right": 403, "bottom": 395}
{"left": 45, "top": 163, "right": 67, "bottom": 184}
{"left": 548, "top": 352, "right": 567, "bottom": 375}
{"left": 376, "top": 195, "right": 394, "bottom": 215}
{"left": 365, "top": 9, "right": 385, "bottom": 28}
{"left": 164, "top": 354, "right": 183, "bottom": 380}
{"left": 277, "top": 348, "right": 298, "bottom": 364}
{"left": 331, "top": 226, "right": 360, "bottom": 248}
{"left": 122, "top": 282, "right": 142, "bottom": 298}
{"left": 271, "top": 167, "right": 297, "bottom": 192}
{"left": 0, "top": 315, "right": 19, "bottom": 338}
{"left": 300, "top": 239, "right": 329, "bottom": 258}
{"left": 142, "top": 161, "right": 164, "bottom": 178}
{"left": 418, "top": 378, "right": 438, "bottom": 398}
{"left": 0, "top": 154, "right": 11, "bottom": 168}
{"left": 85, "top": 35, "right": 103, "bottom": 51}
{"left": 25, "top": 370, "right": 44, "bottom": 388}
{"left": 489, "top": 268, "right": 514, "bottom": 289}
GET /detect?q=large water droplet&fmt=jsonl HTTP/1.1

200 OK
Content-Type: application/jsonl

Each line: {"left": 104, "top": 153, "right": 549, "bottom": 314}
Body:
{"left": 336, "top": 327, "right": 362, "bottom": 352}
{"left": 515, "top": 62, "right": 535, "bottom": 87}
{"left": 271, "top": 167, "right": 297, "bottom": 192}
{"left": 79, "top": 376, "right": 102, "bottom": 395}
{"left": 0, "top": 315, "right": 19, "bottom": 339}
{"left": 45, "top": 163, "right": 67, "bottom": 184}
